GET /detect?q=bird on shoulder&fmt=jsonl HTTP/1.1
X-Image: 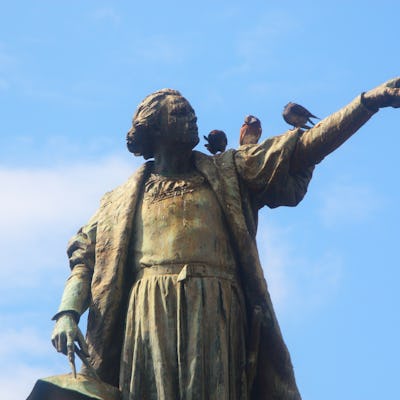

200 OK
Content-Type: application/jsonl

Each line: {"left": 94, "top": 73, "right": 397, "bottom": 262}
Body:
{"left": 203, "top": 129, "right": 228, "bottom": 155}
{"left": 239, "top": 115, "right": 262, "bottom": 145}
{"left": 282, "top": 102, "right": 319, "bottom": 130}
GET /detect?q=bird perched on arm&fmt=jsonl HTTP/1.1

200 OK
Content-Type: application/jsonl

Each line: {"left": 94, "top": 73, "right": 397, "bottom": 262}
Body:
{"left": 282, "top": 102, "right": 319, "bottom": 130}
{"left": 203, "top": 130, "right": 228, "bottom": 155}
{"left": 239, "top": 115, "right": 262, "bottom": 145}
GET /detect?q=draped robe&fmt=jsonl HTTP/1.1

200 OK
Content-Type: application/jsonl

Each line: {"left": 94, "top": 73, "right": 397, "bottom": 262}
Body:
{"left": 56, "top": 95, "right": 376, "bottom": 399}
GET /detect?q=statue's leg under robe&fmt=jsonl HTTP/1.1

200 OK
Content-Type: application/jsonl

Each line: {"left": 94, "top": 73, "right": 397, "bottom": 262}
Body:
{"left": 119, "top": 272, "right": 248, "bottom": 400}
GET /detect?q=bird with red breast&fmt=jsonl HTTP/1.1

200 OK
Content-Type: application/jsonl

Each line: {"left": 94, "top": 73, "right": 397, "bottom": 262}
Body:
{"left": 239, "top": 115, "right": 262, "bottom": 146}
{"left": 203, "top": 129, "right": 228, "bottom": 155}
{"left": 282, "top": 102, "right": 319, "bottom": 130}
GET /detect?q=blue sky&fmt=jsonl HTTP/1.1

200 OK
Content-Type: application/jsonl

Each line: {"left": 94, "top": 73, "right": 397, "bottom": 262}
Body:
{"left": 1, "top": 1, "right": 399, "bottom": 399}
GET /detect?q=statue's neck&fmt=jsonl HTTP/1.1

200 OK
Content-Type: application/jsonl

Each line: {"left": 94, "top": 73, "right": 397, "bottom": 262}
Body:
{"left": 153, "top": 148, "right": 195, "bottom": 177}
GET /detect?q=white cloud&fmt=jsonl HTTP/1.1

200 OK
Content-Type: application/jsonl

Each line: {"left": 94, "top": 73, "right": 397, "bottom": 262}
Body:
{"left": 317, "top": 180, "right": 382, "bottom": 227}
{"left": 0, "top": 156, "right": 137, "bottom": 233}
{"left": 0, "top": 328, "right": 65, "bottom": 400}
{"left": 0, "top": 156, "right": 142, "bottom": 396}
{"left": 0, "top": 328, "right": 50, "bottom": 359}
{"left": 0, "top": 156, "right": 140, "bottom": 291}
{"left": 0, "top": 364, "right": 57, "bottom": 400}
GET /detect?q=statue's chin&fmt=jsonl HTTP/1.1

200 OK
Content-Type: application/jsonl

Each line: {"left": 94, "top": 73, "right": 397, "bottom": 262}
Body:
{"left": 190, "top": 136, "right": 200, "bottom": 148}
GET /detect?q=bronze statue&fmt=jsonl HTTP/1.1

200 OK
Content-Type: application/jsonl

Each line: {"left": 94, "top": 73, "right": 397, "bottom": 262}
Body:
{"left": 48, "top": 79, "right": 400, "bottom": 400}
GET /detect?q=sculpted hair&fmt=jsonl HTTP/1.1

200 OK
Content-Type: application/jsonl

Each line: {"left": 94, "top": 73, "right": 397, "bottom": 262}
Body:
{"left": 126, "top": 88, "right": 183, "bottom": 159}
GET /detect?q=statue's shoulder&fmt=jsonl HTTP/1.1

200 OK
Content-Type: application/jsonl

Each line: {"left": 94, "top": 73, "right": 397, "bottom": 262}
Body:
{"left": 100, "top": 161, "right": 152, "bottom": 207}
{"left": 193, "top": 149, "right": 236, "bottom": 170}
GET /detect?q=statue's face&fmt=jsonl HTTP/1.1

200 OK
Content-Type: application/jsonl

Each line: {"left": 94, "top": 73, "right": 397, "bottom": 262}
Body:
{"left": 159, "top": 97, "right": 199, "bottom": 148}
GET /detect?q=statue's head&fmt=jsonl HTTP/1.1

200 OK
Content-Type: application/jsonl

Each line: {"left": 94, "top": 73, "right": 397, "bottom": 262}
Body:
{"left": 127, "top": 89, "right": 199, "bottom": 159}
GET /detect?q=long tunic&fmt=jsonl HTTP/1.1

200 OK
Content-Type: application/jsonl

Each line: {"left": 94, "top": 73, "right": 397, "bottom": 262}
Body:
{"left": 120, "top": 172, "right": 248, "bottom": 399}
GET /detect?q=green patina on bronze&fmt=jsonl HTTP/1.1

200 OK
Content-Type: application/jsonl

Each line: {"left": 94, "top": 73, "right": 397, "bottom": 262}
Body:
{"left": 28, "top": 373, "right": 121, "bottom": 400}
{"left": 27, "top": 78, "right": 400, "bottom": 400}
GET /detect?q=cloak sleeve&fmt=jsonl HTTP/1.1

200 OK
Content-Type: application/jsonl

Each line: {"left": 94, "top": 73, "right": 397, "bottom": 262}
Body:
{"left": 291, "top": 94, "right": 377, "bottom": 171}
{"left": 234, "top": 129, "right": 315, "bottom": 209}
{"left": 53, "top": 211, "right": 98, "bottom": 320}
{"left": 234, "top": 94, "right": 377, "bottom": 209}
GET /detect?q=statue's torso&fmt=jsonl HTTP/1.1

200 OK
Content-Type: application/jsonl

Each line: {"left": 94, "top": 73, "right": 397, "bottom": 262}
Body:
{"left": 132, "top": 171, "right": 236, "bottom": 269}
{"left": 121, "top": 171, "right": 247, "bottom": 399}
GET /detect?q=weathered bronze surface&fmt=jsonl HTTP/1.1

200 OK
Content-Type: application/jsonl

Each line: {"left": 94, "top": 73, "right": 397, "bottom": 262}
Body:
{"left": 29, "top": 79, "right": 400, "bottom": 400}
{"left": 27, "top": 373, "right": 121, "bottom": 400}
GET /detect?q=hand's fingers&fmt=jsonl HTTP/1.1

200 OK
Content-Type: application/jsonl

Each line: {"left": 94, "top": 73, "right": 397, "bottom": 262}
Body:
{"left": 66, "top": 330, "right": 76, "bottom": 353}
{"left": 53, "top": 332, "right": 68, "bottom": 354}
{"left": 55, "top": 336, "right": 62, "bottom": 353}
{"left": 51, "top": 335, "right": 57, "bottom": 349}
{"left": 76, "top": 329, "right": 89, "bottom": 357}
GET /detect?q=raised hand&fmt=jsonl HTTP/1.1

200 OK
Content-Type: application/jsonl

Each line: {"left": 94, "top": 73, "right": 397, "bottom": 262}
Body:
{"left": 362, "top": 77, "right": 400, "bottom": 110}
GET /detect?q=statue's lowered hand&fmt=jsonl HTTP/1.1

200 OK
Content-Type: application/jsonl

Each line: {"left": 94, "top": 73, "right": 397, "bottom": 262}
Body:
{"left": 51, "top": 313, "right": 88, "bottom": 357}
{"left": 362, "top": 77, "right": 400, "bottom": 110}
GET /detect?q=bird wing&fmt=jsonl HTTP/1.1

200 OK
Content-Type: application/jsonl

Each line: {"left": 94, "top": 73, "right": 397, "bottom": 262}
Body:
{"left": 239, "top": 124, "right": 247, "bottom": 145}
{"left": 292, "top": 103, "right": 318, "bottom": 118}
{"left": 291, "top": 103, "right": 310, "bottom": 116}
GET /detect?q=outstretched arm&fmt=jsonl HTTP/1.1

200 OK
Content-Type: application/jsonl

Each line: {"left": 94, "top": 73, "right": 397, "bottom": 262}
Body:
{"left": 291, "top": 78, "right": 400, "bottom": 173}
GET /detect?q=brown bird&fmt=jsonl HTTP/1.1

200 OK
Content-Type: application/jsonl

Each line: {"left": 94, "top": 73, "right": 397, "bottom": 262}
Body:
{"left": 282, "top": 102, "right": 319, "bottom": 130}
{"left": 239, "top": 115, "right": 262, "bottom": 145}
{"left": 203, "top": 130, "right": 228, "bottom": 155}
